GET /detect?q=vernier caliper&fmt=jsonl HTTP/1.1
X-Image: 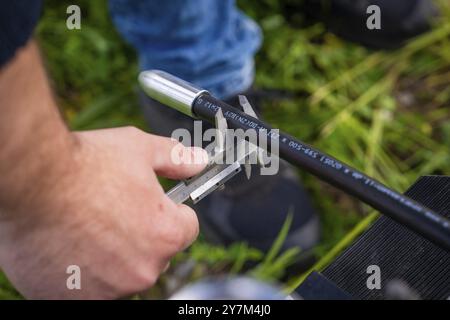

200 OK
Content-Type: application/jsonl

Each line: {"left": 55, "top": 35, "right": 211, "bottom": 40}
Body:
{"left": 166, "top": 96, "right": 264, "bottom": 205}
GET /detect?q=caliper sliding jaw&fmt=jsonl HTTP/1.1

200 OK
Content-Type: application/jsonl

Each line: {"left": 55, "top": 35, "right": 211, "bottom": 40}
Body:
{"left": 167, "top": 96, "right": 265, "bottom": 204}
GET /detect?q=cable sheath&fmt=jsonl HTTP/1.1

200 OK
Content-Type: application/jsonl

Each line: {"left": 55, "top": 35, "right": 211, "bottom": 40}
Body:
{"left": 193, "top": 93, "right": 450, "bottom": 251}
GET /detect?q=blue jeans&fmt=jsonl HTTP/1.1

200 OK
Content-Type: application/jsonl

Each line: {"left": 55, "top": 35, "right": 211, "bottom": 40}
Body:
{"left": 109, "top": 0, "right": 262, "bottom": 99}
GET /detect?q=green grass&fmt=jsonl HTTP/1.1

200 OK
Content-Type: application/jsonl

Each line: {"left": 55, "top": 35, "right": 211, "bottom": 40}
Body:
{"left": 1, "top": 0, "right": 449, "bottom": 299}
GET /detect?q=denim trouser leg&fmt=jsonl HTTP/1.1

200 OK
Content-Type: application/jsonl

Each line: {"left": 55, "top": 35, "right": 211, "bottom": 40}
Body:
{"left": 109, "top": 0, "right": 262, "bottom": 99}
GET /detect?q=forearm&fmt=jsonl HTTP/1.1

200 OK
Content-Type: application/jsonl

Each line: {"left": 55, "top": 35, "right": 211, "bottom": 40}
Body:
{"left": 0, "top": 40, "right": 76, "bottom": 216}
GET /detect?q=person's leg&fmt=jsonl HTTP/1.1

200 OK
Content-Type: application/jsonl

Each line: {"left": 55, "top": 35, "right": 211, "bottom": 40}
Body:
{"left": 109, "top": 0, "right": 261, "bottom": 99}
{"left": 109, "top": 0, "right": 320, "bottom": 268}
{"left": 109, "top": 0, "right": 262, "bottom": 137}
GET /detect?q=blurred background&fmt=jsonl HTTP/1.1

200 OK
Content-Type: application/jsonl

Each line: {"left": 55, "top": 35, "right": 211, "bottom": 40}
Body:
{"left": 1, "top": 0, "right": 449, "bottom": 299}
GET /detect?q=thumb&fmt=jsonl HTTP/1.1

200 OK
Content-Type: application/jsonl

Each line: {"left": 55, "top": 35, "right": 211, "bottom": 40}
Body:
{"left": 148, "top": 135, "right": 208, "bottom": 179}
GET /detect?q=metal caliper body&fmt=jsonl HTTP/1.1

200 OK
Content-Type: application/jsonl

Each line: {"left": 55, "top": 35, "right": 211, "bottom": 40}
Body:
{"left": 166, "top": 96, "right": 264, "bottom": 204}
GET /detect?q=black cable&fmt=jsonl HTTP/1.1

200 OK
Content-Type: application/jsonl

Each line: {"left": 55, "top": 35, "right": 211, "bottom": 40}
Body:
{"left": 193, "top": 93, "right": 450, "bottom": 252}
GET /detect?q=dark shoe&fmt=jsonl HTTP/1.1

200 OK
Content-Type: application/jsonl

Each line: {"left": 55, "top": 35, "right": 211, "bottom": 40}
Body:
{"left": 195, "top": 159, "right": 320, "bottom": 252}
{"left": 140, "top": 90, "right": 321, "bottom": 270}
{"left": 285, "top": 0, "right": 437, "bottom": 49}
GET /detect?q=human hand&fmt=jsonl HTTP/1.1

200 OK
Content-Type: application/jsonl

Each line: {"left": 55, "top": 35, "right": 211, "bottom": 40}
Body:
{"left": 0, "top": 126, "right": 208, "bottom": 299}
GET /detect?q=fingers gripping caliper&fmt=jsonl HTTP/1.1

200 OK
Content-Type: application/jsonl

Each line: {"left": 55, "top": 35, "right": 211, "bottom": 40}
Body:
{"left": 166, "top": 96, "right": 266, "bottom": 205}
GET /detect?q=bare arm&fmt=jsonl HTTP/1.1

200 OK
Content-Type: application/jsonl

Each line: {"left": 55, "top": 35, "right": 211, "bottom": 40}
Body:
{"left": 0, "top": 41, "right": 75, "bottom": 214}
{"left": 0, "top": 40, "right": 207, "bottom": 299}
